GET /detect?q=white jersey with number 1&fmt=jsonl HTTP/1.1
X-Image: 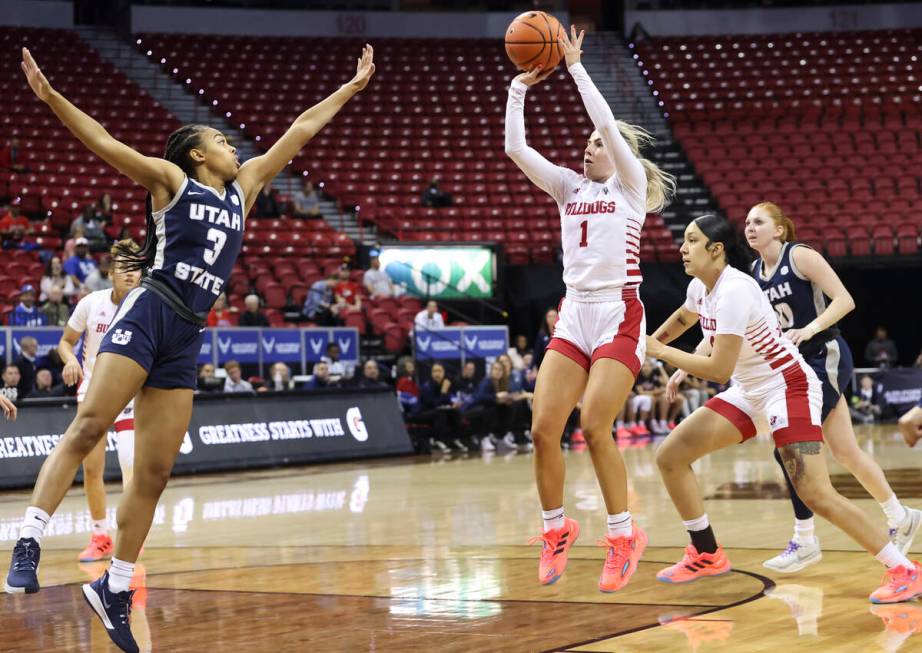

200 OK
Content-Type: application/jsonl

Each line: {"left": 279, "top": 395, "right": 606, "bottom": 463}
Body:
{"left": 68, "top": 289, "right": 134, "bottom": 411}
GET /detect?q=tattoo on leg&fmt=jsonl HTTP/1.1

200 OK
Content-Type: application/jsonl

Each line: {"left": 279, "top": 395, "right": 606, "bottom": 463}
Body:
{"left": 779, "top": 442, "right": 821, "bottom": 484}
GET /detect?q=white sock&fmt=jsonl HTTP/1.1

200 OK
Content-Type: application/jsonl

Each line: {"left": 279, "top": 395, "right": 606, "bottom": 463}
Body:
{"left": 880, "top": 494, "right": 908, "bottom": 529}
{"left": 19, "top": 507, "right": 51, "bottom": 544}
{"left": 91, "top": 519, "right": 108, "bottom": 537}
{"left": 607, "top": 511, "right": 632, "bottom": 538}
{"left": 794, "top": 517, "right": 816, "bottom": 544}
{"left": 107, "top": 557, "right": 135, "bottom": 594}
{"left": 682, "top": 513, "right": 710, "bottom": 532}
{"left": 876, "top": 542, "right": 913, "bottom": 570}
{"left": 542, "top": 507, "right": 565, "bottom": 533}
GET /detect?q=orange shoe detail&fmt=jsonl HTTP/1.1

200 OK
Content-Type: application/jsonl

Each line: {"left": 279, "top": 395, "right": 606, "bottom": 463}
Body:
{"left": 657, "top": 544, "right": 731, "bottom": 584}
{"left": 615, "top": 427, "right": 631, "bottom": 439}
{"left": 528, "top": 517, "right": 580, "bottom": 585}
{"left": 571, "top": 429, "right": 586, "bottom": 444}
{"left": 598, "top": 523, "right": 647, "bottom": 593}
{"left": 77, "top": 533, "right": 113, "bottom": 563}
{"left": 870, "top": 562, "right": 922, "bottom": 604}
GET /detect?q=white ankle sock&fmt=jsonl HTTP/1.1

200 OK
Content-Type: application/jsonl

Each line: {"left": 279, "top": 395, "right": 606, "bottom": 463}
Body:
{"left": 880, "top": 494, "right": 908, "bottom": 529}
{"left": 19, "top": 507, "right": 51, "bottom": 544}
{"left": 682, "top": 513, "right": 710, "bottom": 532}
{"left": 107, "top": 557, "right": 135, "bottom": 594}
{"left": 794, "top": 517, "right": 816, "bottom": 544}
{"left": 607, "top": 511, "right": 632, "bottom": 538}
{"left": 542, "top": 507, "right": 565, "bottom": 533}
{"left": 91, "top": 519, "right": 108, "bottom": 537}
{"left": 876, "top": 542, "right": 913, "bottom": 569}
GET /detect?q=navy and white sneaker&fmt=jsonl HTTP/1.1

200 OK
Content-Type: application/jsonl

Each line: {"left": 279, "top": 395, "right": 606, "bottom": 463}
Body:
{"left": 82, "top": 571, "right": 139, "bottom": 653}
{"left": 4, "top": 537, "right": 41, "bottom": 594}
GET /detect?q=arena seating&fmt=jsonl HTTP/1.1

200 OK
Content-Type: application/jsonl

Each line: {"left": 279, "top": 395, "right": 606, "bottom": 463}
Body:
{"left": 635, "top": 29, "right": 922, "bottom": 257}
{"left": 135, "top": 33, "right": 679, "bottom": 264}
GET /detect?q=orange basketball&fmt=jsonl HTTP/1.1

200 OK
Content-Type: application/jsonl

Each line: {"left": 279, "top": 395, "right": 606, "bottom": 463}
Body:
{"left": 504, "top": 11, "right": 564, "bottom": 72}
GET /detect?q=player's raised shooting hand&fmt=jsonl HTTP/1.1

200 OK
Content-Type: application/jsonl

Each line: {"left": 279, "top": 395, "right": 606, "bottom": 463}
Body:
{"left": 346, "top": 44, "right": 375, "bottom": 94}
{"left": 21, "top": 48, "right": 54, "bottom": 103}
{"left": 513, "top": 65, "right": 555, "bottom": 87}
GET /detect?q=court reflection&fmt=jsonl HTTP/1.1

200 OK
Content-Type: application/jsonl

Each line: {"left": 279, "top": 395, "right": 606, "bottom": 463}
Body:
{"left": 765, "top": 583, "right": 824, "bottom": 637}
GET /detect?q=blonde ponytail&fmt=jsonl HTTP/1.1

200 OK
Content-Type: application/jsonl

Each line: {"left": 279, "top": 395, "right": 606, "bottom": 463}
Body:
{"left": 752, "top": 201, "right": 797, "bottom": 242}
{"left": 616, "top": 121, "right": 676, "bottom": 214}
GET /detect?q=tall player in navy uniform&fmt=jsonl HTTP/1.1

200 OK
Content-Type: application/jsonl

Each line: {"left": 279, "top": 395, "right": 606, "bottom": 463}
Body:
{"left": 7, "top": 46, "right": 375, "bottom": 652}
{"left": 745, "top": 202, "right": 920, "bottom": 572}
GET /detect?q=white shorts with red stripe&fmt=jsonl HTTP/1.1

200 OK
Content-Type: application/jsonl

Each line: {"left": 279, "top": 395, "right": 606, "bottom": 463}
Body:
{"left": 704, "top": 362, "right": 824, "bottom": 447}
{"left": 547, "top": 287, "right": 646, "bottom": 377}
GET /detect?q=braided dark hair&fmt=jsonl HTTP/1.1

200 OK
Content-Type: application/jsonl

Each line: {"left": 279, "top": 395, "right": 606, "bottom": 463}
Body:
{"left": 113, "top": 124, "right": 209, "bottom": 272}
{"left": 693, "top": 213, "right": 753, "bottom": 271}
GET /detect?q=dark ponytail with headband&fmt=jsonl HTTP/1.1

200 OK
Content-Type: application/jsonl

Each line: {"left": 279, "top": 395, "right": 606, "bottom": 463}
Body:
{"left": 113, "top": 124, "right": 208, "bottom": 273}
{"left": 693, "top": 213, "right": 753, "bottom": 271}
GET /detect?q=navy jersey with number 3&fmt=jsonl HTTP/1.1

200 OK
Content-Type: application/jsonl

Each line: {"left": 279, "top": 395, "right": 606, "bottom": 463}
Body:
{"left": 752, "top": 242, "right": 826, "bottom": 331}
{"left": 150, "top": 177, "right": 245, "bottom": 314}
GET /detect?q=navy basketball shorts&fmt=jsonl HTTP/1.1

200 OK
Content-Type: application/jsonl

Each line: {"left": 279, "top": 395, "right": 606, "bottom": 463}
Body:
{"left": 804, "top": 335, "right": 854, "bottom": 421}
{"left": 98, "top": 287, "right": 204, "bottom": 390}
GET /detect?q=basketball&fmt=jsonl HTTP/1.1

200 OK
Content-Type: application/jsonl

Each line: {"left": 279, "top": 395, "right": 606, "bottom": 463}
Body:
{"left": 504, "top": 11, "right": 564, "bottom": 72}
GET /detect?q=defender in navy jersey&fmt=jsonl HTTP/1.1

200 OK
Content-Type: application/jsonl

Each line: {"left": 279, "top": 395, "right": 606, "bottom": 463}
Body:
{"left": 7, "top": 46, "right": 375, "bottom": 652}
{"left": 745, "top": 202, "right": 920, "bottom": 575}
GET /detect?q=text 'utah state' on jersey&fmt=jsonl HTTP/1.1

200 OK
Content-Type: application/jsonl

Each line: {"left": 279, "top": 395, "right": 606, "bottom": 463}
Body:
{"left": 150, "top": 177, "right": 245, "bottom": 314}
{"left": 752, "top": 242, "right": 829, "bottom": 332}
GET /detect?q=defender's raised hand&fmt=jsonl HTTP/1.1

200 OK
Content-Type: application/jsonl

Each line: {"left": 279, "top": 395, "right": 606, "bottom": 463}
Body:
{"left": 346, "top": 44, "right": 376, "bottom": 93}
{"left": 559, "top": 25, "right": 585, "bottom": 67}
{"left": 21, "top": 48, "right": 54, "bottom": 103}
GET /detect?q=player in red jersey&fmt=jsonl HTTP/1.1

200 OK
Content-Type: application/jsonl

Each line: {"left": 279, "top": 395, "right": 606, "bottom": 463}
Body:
{"left": 506, "top": 27, "right": 675, "bottom": 592}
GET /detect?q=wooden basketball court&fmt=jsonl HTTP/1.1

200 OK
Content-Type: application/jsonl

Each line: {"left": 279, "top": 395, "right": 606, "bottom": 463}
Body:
{"left": 2, "top": 424, "right": 921, "bottom": 652}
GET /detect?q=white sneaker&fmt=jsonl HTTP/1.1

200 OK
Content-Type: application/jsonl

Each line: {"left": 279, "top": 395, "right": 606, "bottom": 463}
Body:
{"left": 890, "top": 508, "right": 922, "bottom": 555}
{"left": 763, "top": 538, "right": 822, "bottom": 573}
{"left": 451, "top": 438, "right": 469, "bottom": 452}
{"left": 480, "top": 435, "right": 496, "bottom": 452}
{"left": 502, "top": 432, "right": 516, "bottom": 448}
{"left": 430, "top": 438, "right": 450, "bottom": 454}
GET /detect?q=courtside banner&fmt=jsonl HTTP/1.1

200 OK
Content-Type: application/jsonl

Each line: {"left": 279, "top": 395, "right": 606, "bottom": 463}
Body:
{"left": 0, "top": 388, "right": 412, "bottom": 489}
{"left": 414, "top": 325, "right": 509, "bottom": 362}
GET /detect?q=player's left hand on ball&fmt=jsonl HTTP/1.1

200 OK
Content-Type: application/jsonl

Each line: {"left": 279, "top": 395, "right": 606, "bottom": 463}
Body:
{"left": 559, "top": 25, "right": 585, "bottom": 67}
{"left": 0, "top": 395, "right": 16, "bottom": 421}
{"left": 513, "top": 66, "right": 555, "bottom": 87}
{"left": 347, "top": 44, "right": 375, "bottom": 92}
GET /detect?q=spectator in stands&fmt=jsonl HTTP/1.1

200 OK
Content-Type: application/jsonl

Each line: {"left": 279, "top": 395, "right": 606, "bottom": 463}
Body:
{"left": 914, "top": 348, "right": 922, "bottom": 369}
{"left": 196, "top": 363, "right": 222, "bottom": 393}
{"left": 9, "top": 285, "right": 47, "bottom": 326}
{"left": 461, "top": 359, "right": 524, "bottom": 451}
{"left": 395, "top": 356, "right": 420, "bottom": 415}
{"left": 254, "top": 180, "right": 281, "bottom": 218}
{"left": 64, "top": 237, "right": 97, "bottom": 287}
{"left": 238, "top": 294, "right": 270, "bottom": 327}
{"left": 95, "top": 192, "right": 113, "bottom": 224}
{"left": 223, "top": 360, "right": 254, "bottom": 393}
{"left": 421, "top": 177, "right": 453, "bottom": 208}
{"left": 414, "top": 300, "right": 444, "bottom": 331}
{"left": 41, "top": 285, "right": 71, "bottom": 327}
{"left": 452, "top": 361, "right": 479, "bottom": 409}
{"left": 1, "top": 365, "right": 20, "bottom": 403}
{"left": 28, "top": 369, "right": 64, "bottom": 399}
{"left": 15, "top": 336, "right": 39, "bottom": 399}
{"left": 322, "top": 342, "right": 353, "bottom": 381}
{"left": 291, "top": 179, "right": 321, "bottom": 218}
{"left": 308, "top": 361, "right": 337, "bottom": 389}
{"left": 72, "top": 204, "right": 107, "bottom": 251}
{"left": 865, "top": 326, "right": 900, "bottom": 368}
{"left": 507, "top": 334, "right": 531, "bottom": 370}
{"left": 498, "top": 353, "right": 535, "bottom": 443}
{"left": 83, "top": 255, "right": 113, "bottom": 293}
{"left": 0, "top": 137, "right": 27, "bottom": 174}
{"left": 533, "top": 307, "right": 558, "bottom": 369}
{"left": 207, "top": 292, "right": 236, "bottom": 327}
{"left": 303, "top": 275, "right": 340, "bottom": 326}
{"left": 63, "top": 224, "right": 86, "bottom": 260}
{"left": 417, "top": 363, "right": 465, "bottom": 452}
{"left": 0, "top": 204, "right": 31, "bottom": 240}
{"left": 362, "top": 253, "right": 394, "bottom": 298}
{"left": 333, "top": 266, "right": 362, "bottom": 313}
{"left": 267, "top": 362, "right": 293, "bottom": 391}
{"left": 40, "top": 256, "right": 77, "bottom": 302}
{"left": 850, "top": 374, "right": 883, "bottom": 424}
{"left": 354, "top": 359, "right": 387, "bottom": 388}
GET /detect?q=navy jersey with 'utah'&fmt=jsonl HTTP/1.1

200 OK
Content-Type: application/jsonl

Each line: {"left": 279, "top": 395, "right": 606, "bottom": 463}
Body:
{"left": 752, "top": 242, "right": 826, "bottom": 332}
{"left": 151, "top": 177, "right": 245, "bottom": 314}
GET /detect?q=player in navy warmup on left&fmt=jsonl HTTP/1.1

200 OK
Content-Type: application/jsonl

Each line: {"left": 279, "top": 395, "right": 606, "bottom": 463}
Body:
{"left": 6, "top": 46, "right": 375, "bottom": 653}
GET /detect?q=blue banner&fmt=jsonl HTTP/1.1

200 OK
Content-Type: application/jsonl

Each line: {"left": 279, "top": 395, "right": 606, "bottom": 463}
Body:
{"left": 198, "top": 332, "right": 214, "bottom": 365}
{"left": 215, "top": 329, "right": 261, "bottom": 364}
{"left": 304, "top": 330, "right": 329, "bottom": 363}
{"left": 414, "top": 326, "right": 508, "bottom": 362}
{"left": 10, "top": 328, "right": 64, "bottom": 359}
{"left": 330, "top": 328, "right": 360, "bottom": 363}
{"left": 261, "top": 329, "right": 303, "bottom": 364}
